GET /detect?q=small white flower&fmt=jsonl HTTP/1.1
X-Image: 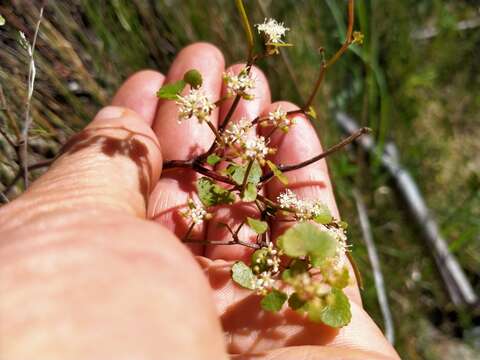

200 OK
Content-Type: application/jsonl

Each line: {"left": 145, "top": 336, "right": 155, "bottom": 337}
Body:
{"left": 223, "top": 70, "right": 256, "bottom": 100}
{"left": 277, "top": 189, "right": 330, "bottom": 222}
{"left": 267, "top": 106, "right": 295, "bottom": 131}
{"left": 253, "top": 271, "right": 276, "bottom": 294}
{"left": 182, "top": 199, "right": 209, "bottom": 225}
{"left": 176, "top": 88, "right": 215, "bottom": 123}
{"left": 256, "top": 18, "right": 289, "bottom": 44}
{"left": 222, "top": 118, "right": 252, "bottom": 145}
{"left": 277, "top": 189, "right": 299, "bottom": 210}
{"left": 243, "top": 135, "right": 271, "bottom": 163}
{"left": 321, "top": 224, "right": 349, "bottom": 268}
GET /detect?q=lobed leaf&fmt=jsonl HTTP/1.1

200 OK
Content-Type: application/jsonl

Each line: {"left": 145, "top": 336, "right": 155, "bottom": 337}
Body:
{"left": 231, "top": 261, "right": 255, "bottom": 290}
{"left": 246, "top": 217, "right": 268, "bottom": 234}
{"left": 242, "top": 183, "right": 258, "bottom": 202}
{"left": 319, "top": 289, "right": 351, "bottom": 328}
{"left": 288, "top": 292, "right": 306, "bottom": 310}
{"left": 206, "top": 154, "right": 222, "bottom": 166}
{"left": 197, "top": 177, "right": 235, "bottom": 207}
{"left": 277, "top": 222, "right": 337, "bottom": 260}
{"left": 261, "top": 289, "right": 287, "bottom": 312}
{"left": 282, "top": 259, "right": 309, "bottom": 281}
{"left": 227, "top": 161, "right": 262, "bottom": 185}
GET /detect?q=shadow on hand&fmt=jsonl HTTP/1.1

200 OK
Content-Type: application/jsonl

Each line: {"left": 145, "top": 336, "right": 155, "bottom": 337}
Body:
{"left": 60, "top": 127, "right": 154, "bottom": 203}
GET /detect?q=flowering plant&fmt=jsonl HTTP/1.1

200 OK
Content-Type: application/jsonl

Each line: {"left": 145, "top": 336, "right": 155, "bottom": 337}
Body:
{"left": 156, "top": 0, "right": 365, "bottom": 328}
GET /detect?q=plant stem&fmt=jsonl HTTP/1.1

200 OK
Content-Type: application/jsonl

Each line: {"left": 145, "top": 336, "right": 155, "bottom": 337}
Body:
{"left": 260, "top": 127, "right": 369, "bottom": 183}
{"left": 182, "top": 238, "right": 260, "bottom": 249}
{"left": 303, "top": 0, "right": 355, "bottom": 110}
{"left": 240, "top": 159, "right": 253, "bottom": 196}
{"left": 252, "top": 109, "right": 304, "bottom": 126}
{"left": 205, "top": 119, "right": 224, "bottom": 146}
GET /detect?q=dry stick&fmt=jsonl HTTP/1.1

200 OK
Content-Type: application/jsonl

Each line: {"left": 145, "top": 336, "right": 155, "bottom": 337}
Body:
{"left": 21, "top": 5, "right": 45, "bottom": 188}
{"left": 261, "top": 127, "right": 370, "bottom": 183}
{"left": 353, "top": 189, "right": 395, "bottom": 344}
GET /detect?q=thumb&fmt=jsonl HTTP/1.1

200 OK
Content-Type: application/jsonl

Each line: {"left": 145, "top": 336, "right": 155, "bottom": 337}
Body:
{"left": 1, "top": 105, "right": 162, "bottom": 228}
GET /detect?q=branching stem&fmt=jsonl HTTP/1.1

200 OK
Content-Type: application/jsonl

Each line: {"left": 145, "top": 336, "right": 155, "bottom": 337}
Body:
{"left": 261, "top": 127, "right": 369, "bottom": 183}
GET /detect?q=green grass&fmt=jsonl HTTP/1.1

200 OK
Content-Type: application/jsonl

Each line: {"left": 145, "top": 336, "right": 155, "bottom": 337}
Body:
{"left": 1, "top": 1, "right": 479, "bottom": 358}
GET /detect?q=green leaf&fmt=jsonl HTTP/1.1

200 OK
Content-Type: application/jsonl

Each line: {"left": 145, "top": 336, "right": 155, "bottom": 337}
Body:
{"left": 227, "top": 161, "right": 262, "bottom": 185}
{"left": 231, "top": 261, "right": 255, "bottom": 290}
{"left": 306, "top": 299, "right": 324, "bottom": 323}
{"left": 266, "top": 160, "right": 289, "bottom": 185}
{"left": 183, "top": 69, "right": 203, "bottom": 88}
{"left": 261, "top": 289, "right": 287, "bottom": 312}
{"left": 156, "top": 80, "right": 186, "bottom": 100}
{"left": 206, "top": 154, "right": 222, "bottom": 166}
{"left": 288, "top": 292, "right": 306, "bottom": 310}
{"left": 329, "top": 267, "right": 350, "bottom": 289}
{"left": 246, "top": 217, "right": 268, "bottom": 234}
{"left": 196, "top": 177, "right": 235, "bottom": 207}
{"left": 277, "top": 223, "right": 337, "bottom": 259}
{"left": 320, "top": 289, "right": 351, "bottom": 328}
{"left": 0, "top": 15, "right": 5, "bottom": 26}
{"left": 282, "top": 259, "right": 309, "bottom": 281}
{"left": 242, "top": 183, "right": 257, "bottom": 202}
{"left": 312, "top": 204, "right": 333, "bottom": 224}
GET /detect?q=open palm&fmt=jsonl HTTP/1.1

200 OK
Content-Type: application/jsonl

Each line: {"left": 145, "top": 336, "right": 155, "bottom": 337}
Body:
{"left": 0, "top": 43, "right": 398, "bottom": 359}
{"left": 143, "top": 43, "right": 397, "bottom": 358}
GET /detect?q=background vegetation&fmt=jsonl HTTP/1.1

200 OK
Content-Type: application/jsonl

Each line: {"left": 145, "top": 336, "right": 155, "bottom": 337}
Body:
{"left": 1, "top": 1, "right": 479, "bottom": 358}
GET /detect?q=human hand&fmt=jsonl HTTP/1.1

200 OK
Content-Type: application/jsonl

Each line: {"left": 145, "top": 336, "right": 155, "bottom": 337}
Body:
{"left": 0, "top": 43, "right": 399, "bottom": 360}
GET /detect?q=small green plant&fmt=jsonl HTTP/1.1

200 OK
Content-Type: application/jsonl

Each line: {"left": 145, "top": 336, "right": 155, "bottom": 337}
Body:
{"left": 156, "top": 0, "right": 365, "bottom": 328}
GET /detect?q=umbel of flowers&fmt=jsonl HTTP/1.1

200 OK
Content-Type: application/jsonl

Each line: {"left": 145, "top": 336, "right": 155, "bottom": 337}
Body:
{"left": 156, "top": 0, "right": 365, "bottom": 328}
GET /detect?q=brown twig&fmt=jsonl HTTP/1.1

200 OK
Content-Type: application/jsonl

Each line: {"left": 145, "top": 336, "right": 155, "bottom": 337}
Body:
{"left": 182, "top": 238, "right": 260, "bottom": 249}
{"left": 261, "top": 127, "right": 370, "bottom": 183}
{"left": 302, "top": 0, "right": 355, "bottom": 110}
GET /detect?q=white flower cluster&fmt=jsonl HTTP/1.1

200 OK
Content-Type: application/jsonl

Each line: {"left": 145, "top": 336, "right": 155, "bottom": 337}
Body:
{"left": 256, "top": 18, "right": 289, "bottom": 45}
{"left": 176, "top": 88, "right": 215, "bottom": 123}
{"left": 252, "top": 242, "right": 282, "bottom": 294}
{"left": 222, "top": 118, "right": 252, "bottom": 145}
{"left": 319, "top": 222, "right": 349, "bottom": 269}
{"left": 277, "top": 190, "right": 348, "bottom": 268}
{"left": 267, "top": 106, "right": 295, "bottom": 131}
{"left": 182, "top": 199, "right": 210, "bottom": 225}
{"left": 243, "top": 136, "right": 271, "bottom": 163}
{"left": 277, "top": 189, "right": 328, "bottom": 221}
{"left": 223, "top": 70, "right": 255, "bottom": 100}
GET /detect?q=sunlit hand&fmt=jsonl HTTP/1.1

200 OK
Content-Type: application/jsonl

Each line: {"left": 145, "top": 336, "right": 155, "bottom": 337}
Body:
{"left": 0, "top": 43, "right": 399, "bottom": 360}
